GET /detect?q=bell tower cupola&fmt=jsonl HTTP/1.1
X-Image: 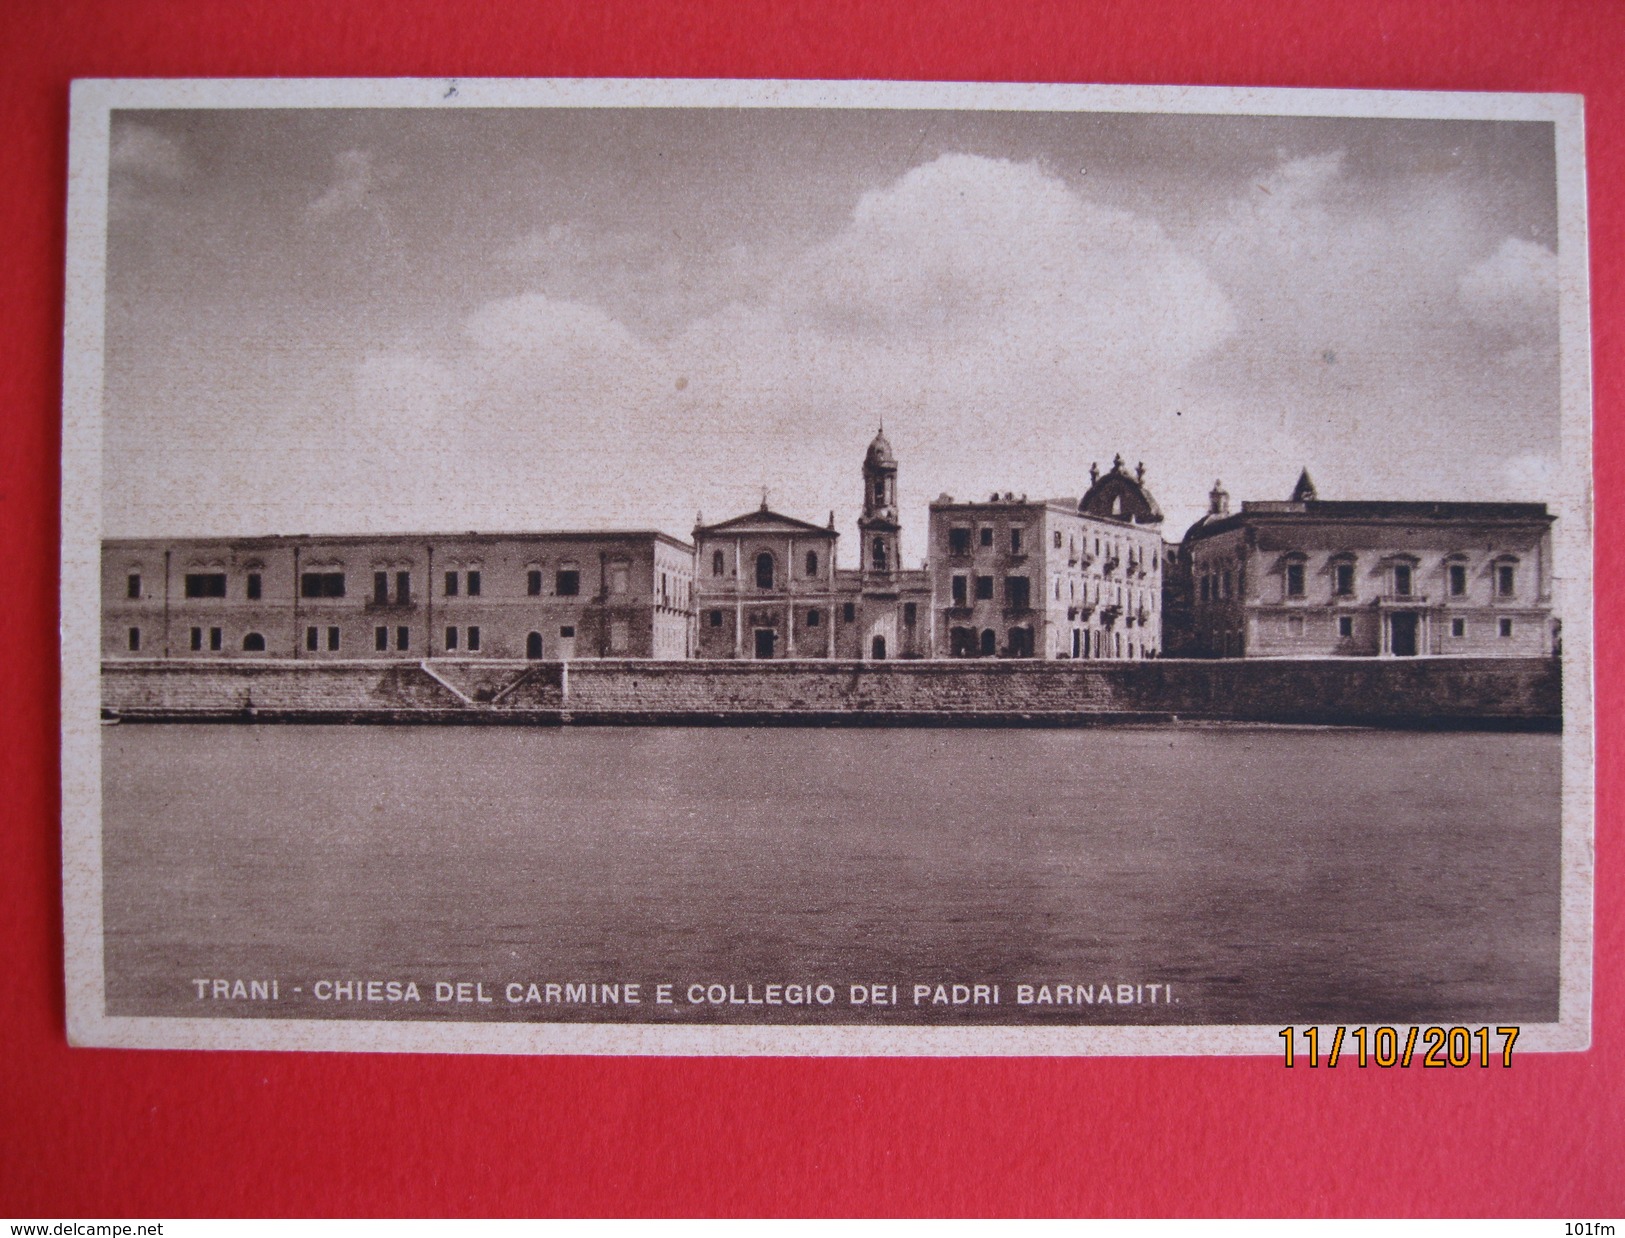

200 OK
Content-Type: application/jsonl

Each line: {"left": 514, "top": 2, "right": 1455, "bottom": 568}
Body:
{"left": 858, "top": 427, "right": 900, "bottom": 577}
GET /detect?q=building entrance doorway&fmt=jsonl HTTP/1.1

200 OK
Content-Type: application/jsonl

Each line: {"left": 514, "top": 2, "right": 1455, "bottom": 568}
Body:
{"left": 1390, "top": 612, "right": 1419, "bottom": 657}
{"left": 754, "top": 629, "right": 776, "bottom": 659}
{"left": 526, "top": 632, "right": 543, "bottom": 659}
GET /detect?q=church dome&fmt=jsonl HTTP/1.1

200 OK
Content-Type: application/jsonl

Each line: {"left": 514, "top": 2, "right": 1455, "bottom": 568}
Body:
{"left": 864, "top": 430, "right": 896, "bottom": 469}
{"left": 1079, "top": 454, "right": 1164, "bottom": 525}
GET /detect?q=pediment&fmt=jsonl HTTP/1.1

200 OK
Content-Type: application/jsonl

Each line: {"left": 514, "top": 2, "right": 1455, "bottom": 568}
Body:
{"left": 696, "top": 507, "right": 837, "bottom": 538}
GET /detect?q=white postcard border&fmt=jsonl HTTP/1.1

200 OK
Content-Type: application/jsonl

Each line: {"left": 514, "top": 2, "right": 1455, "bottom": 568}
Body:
{"left": 62, "top": 76, "right": 1595, "bottom": 1057}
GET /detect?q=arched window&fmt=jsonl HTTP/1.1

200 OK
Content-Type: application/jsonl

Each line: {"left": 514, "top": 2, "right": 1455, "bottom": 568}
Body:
{"left": 755, "top": 552, "right": 775, "bottom": 590}
{"left": 805, "top": 550, "right": 818, "bottom": 577}
{"left": 979, "top": 628, "right": 996, "bottom": 657}
{"left": 871, "top": 537, "right": 887, "bottom": 570}
{"left": 526, "top": 632, "right": 543, "bottom": 659}
{"left": 711, "top": 550, "right": 724, "bottom": 577}
{"left": 874, "top": 479, "right": 886, "bottom": 504}
{"left": 242, "top": 632, "right": 266, "bottom": 652}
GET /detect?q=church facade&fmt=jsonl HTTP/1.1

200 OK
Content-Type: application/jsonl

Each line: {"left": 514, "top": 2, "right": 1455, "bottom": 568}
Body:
{"left": 690, "top": 431, "right": 933, "bottom": 660}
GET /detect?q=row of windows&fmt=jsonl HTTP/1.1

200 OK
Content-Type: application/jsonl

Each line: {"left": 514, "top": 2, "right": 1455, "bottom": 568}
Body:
{"left": 945, "top": 526, "right": 1159, "bottom": 572}
{"left": 948, "top": 575, "right": 1032, "bottom": 608}
{"left": 948, "top": 527, "right": 1019, "bottom": 555}
{"left": 128, "top": 565, "right": 653, "bottom": 603}
{"left": 709, "top": 550, "right": 824, "bottom": 584}
{"left": 1201, "top": 560, "right": 1521, "bottom": 604}
{"left": 127, "top": 624, "right": 587, "bottom": 655}
{"left": 1287, "top": 615, "right": 1517, "bottom": 639}
{"left": 704, "top": 601, "right": 916, "bottom": 628}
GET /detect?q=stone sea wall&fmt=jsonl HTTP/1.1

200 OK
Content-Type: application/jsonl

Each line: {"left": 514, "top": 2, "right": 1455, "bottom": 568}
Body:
{"left": 101, "top": 656, "right": 1562, "bottom": 729}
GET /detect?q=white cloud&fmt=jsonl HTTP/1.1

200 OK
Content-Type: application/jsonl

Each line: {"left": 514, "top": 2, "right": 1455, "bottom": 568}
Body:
{"left": 309, "top": 150, "right": 376, "bottom": 218}
{"left": 1459, "top": 236, "right": 1559, "bottom": 341}
{"left": 110, "top": 124, "right": 190, "bottom": 179}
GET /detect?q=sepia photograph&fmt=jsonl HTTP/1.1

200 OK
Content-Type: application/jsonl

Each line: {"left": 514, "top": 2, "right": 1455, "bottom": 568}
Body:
{"left": 61, "top": 78, "right": 1594, "bottom": 1055}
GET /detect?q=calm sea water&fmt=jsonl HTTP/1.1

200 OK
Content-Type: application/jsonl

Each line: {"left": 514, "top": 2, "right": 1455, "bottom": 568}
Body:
{"left": 101, "top": 724, "right": 1562, "bottom": 1025}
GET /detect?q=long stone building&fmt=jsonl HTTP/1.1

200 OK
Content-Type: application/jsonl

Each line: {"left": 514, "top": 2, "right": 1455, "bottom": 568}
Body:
{"left": 1179, "top": 471, "right": 1558, "bottom": 658}
{"left": 102, "top": 531, "right": 696, "bottom": 663}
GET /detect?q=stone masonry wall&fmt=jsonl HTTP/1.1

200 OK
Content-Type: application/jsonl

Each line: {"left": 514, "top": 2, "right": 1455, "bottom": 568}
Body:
{"left": 102, "top": 657, "right": 1562, "bottom": 728}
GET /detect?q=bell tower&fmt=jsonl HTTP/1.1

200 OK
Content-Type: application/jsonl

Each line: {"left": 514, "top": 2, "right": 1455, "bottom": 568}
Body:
{"left": 858, "top": 428, "right": 899, "bottom": 579}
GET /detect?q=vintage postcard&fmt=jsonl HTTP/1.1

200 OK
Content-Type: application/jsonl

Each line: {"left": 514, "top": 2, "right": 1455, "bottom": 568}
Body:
{"left": 61, "top": 78, "right": 1593, "bottom": 1055}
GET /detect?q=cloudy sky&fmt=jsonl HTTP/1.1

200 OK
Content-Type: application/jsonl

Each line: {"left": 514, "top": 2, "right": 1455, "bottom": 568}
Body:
{"left": 103, "top": 106, "right": 1561, "bottom": 566}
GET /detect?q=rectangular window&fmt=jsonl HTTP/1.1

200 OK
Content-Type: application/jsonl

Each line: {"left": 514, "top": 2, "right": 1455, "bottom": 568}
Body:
{"left": 1222, "top": 570, "right": 1233, "bottom": 599}
{"left": 1010, "top": 528, "right": 1024, "bottom": 554}
{"left": 1452, "top": 618, "right": 1466, "bottom": 638}
{"left": 708, "top": 610, "right": 722, "bottom": 628}
{"left": 556, "top": 570, "right": 580, "bottom": 597}
{"left": 904, "top": 602, "right": 917, "bottom": 626}
{"left": 1499, "top": 618, "right": 1514, "bottom": 638}
{"left": 1053, "top": 531, "right": 1063, "bottom": 549}
{"left": 300, "top": 572, "right": 345, "bottom": 599}
{"left": 190, "top": 627, "right": 203, "bottom": 652}
{"left": 842, "top": 603, "right": 855, "bottom": 623}
{"left": 396, "top": 571, "right": 411, "bottom": 604}
{"left": 1200, "top": 575, "right": 1210, "bottom": 602}
{"left": 1497, "top": 565, "right": 1516, "bottom": 597}
{"left": 468, "top": 626, "right": 481, "bottom": 652}
{"left": 1449, "top": 564, "right": 1468, "bottom": 597}
{"left": 560, "top": 625, "right": 576, "bottom": 638}
{"left": 807, "top": 608, "right": 821, "bottom": 628}
{"left": 974, "top": 575, "right": 994, "bottom": 601}
{"left": 444, "top": 571, "right": 459, "bottom": 597}
{"left": 395, "top": 626, "right": 410, "bottom": 652}
{"left": 1337, "top": 616, "right": 1354, "bottom": 638}
{"left": 952, "top": 575, "right": 968, "bottom": 607}
{"left": 979, "top": 527, "right": 993, "bottom": 548}
{"left": 375, "top": 626, "right": 388, "bottom": 652}
{"left": 1393, "top": 564, "right": 1413, "bottom": 597}
{"left": 1288, "top": 616, "right": 1304, "bottom": 637}
{"left": 446, "top": 626, "right": 459, "bottom": 651}
{"left": 247, "top": 572, "right": 262, "bottom": 601}
{"left": 327, "top": 627, "right": 340, "bottom": 652}
{"left": 467, "top": 570, "right": 481, "bottom": 597}
{"left": 608, "top": 621, "right": 628, "bottom": 653}
{"left": 128, "top": 627, "right": 141, "bottom": 652}
{"left": 949, "top": 528, "right": 971, "bottom": 555}
{"left": 610, "top": 564, "right": 630, "bottom": 595}
{"left": 374, "top": 571, "right": 390, "bottom": 604}
{"left": 210, "top": 627, "right": 223, "bottom": 651}
{"left": 1285, "top": 563, "right": 1306, "bottom": 598}
{"left": 305, "top": 626, "right": 319, "bottom": 652}
{"left": 528, "top": 569, "right": 543, "bottom": 596}
{"left": 184, "top": 573, "right": 227, "bottom": 599}
{"left": 1334, "top": 563, "right": 1354, "bottom": 596}
{"left": 126, "top": 573, "right": 141, "bottom": 599}
{"left": 1004, "top": 576, "right": 1031, "bottom": 608}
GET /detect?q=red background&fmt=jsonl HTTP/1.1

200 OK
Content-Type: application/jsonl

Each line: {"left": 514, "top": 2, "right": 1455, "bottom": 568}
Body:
{"left": 2, "top": 0, "right": 1621, "bottom": 1218}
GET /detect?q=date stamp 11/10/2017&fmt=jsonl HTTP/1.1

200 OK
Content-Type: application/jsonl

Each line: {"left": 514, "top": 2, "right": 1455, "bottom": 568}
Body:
{"left": 1280, "top": 1026, "right": 1520, "bottom": 1068}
